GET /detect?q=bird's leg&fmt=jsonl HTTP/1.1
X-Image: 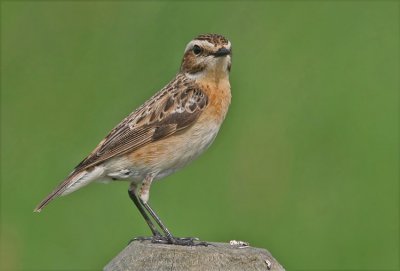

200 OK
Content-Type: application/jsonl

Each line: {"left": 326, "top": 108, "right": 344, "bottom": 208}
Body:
{"left": 138, "top": 176, "right": 209, "bottom": 246}
{"left": 138, "top": 176, "right": 174, "bottom": 242}
{"left": 139, "top": 198, "right": 174, "bottom": 241}
{"left": 128, "top": 183, "right": 161, "bottom": 238}
{"left": 139, "top": 199, "right": 207, "bottom": 246}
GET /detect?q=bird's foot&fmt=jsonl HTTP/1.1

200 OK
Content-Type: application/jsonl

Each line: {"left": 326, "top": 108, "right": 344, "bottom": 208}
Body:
{"left": 166, "top": 236, "right": 210, "bottom": 246}
{"left": 130, "top": 235, "right": 210, "bottom": 246}
{"left": 173, "top": 237, "right": 209, "bottom": 246}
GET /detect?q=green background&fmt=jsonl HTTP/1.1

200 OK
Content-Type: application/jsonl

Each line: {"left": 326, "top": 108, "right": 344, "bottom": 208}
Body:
{"left": 1, "top": 1, "right": 398, "bottom": 270}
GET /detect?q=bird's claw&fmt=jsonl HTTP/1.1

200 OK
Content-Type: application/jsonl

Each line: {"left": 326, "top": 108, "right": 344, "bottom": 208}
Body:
{"left": 164, "top": 236, "right": 210, "bottom": 246}
{"left": 130, "top": 235, "right": 210, "bottom": 246}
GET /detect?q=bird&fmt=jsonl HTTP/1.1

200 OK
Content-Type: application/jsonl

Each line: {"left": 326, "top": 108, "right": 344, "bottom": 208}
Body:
{"left": 34, "top": 33, "right": 232, "bottom": 246}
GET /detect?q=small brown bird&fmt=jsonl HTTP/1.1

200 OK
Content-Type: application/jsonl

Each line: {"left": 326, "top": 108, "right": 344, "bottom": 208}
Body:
{"left": 34, "top": 33, "right": 232, "bottom": 245}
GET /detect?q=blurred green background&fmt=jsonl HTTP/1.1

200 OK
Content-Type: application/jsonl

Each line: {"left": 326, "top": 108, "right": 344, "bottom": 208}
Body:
{"left": 1, "top": 1, "right": 398, "bottom": 270}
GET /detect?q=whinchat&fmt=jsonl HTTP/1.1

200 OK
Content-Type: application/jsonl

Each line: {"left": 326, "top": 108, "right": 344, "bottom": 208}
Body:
{"left": 35, "top": 33, "right": 232, "bottom": 245}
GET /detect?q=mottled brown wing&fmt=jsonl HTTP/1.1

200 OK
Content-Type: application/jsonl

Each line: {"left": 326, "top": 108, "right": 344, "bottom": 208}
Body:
{"left": 73, "top": 85, "right": 208, "bottom": 172}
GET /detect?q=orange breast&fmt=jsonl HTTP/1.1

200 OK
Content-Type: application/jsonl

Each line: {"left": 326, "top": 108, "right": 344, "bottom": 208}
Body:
{"left": 198, "top": 77, "right": 231, "bottom": 124}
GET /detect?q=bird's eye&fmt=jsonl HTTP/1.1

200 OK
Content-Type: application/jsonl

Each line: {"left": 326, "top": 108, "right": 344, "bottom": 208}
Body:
{"left": 192, "top": 45, "right": 202, "bottom": 55}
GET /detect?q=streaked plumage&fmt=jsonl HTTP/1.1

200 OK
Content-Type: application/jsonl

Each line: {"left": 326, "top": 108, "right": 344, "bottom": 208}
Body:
{"left": 34, "top": 34, "right": 232, "bottom": 245}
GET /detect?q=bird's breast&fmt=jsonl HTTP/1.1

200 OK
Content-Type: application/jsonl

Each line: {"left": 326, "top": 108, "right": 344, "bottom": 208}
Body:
{"left": 105, "top": 79, "right": 231, "bottom": 182}
{"left": 198, "top": 77, "right": 231, "bottom": 124}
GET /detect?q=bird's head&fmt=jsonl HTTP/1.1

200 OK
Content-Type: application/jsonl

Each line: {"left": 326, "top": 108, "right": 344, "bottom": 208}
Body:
{"left": 180, "top": 34, "right": 232, "bottom": 80}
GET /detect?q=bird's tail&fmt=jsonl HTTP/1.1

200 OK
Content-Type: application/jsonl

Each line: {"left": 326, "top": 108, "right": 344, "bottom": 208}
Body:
{"left": 34, "top": 167, "right": 104, "bottom": 212}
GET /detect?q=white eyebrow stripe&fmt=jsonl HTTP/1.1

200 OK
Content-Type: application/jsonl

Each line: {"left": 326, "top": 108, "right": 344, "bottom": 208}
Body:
{"left": 184, "top": 40, "right": 214, "bottom": 53}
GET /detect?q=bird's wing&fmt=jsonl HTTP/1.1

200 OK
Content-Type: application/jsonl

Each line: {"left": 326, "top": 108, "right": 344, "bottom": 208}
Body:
{"left": 34, "top": 77, "right": 208, "bottom": 212}
{"left": 74, "top": 78, "right": 208, "bottom": 172}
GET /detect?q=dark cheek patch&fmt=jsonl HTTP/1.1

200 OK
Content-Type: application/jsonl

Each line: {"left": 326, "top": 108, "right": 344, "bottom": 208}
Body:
{"left": 181, "top": 53, "right": 206, "bottom": 74}
{"left": 188, "top": 63, "right": 206, "bottom": 74}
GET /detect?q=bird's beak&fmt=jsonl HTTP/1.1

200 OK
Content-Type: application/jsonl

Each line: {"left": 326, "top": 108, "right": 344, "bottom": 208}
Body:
{"left": 212, "top": 47, "right": 231, "bottom": 57}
